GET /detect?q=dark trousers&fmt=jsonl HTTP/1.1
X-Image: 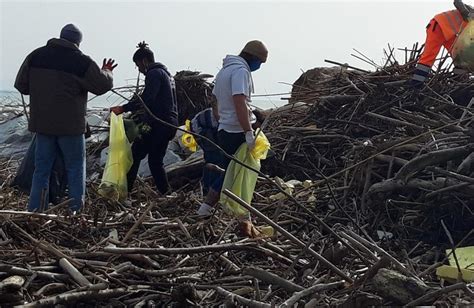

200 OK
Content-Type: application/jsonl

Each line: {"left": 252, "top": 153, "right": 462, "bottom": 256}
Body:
{"left": 210, "top": 130, "right": 245, "bottom": 192}
{"left": 127, "top": 128, "right": 175, "bottom": 194}
{"left": 196, "top": 128, "right": 220, "bottom": 195}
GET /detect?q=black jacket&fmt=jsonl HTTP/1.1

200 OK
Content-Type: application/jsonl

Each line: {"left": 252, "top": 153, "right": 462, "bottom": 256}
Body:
{"left": 123, "top": 63, "right": 178, "bottom": 136}
{"left": 15, "top": 38, "right": 113, "bottom": 135}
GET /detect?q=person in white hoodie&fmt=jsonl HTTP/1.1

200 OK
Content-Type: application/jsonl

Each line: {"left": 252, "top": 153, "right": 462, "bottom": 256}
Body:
{"left": 197, "top": 40, "right": 268, "bottom": 217}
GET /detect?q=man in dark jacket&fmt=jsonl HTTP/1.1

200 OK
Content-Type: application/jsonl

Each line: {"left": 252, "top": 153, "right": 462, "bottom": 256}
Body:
{"left": 15, "top": 24, "right": 116, "bottom": 212}
{"left": 111, "top": 42, "right": 178, "bottom": 195}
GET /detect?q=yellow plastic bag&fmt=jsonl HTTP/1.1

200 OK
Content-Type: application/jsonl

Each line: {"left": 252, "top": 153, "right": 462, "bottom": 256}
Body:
{"left": 220, "top": 131, "right": 270, "bottom": 217}
{"left": 99, "top": 113, "right": 133, "bottom": 201}
{"left": 250, "top": 130, "right": 270, "bottom": 160}
{"left": 452, "top": 20, "right": 474, "bottom": 71}
{"left": 447, "top": 246, "right": 474, "bottom": 269}
{"left": 181, "top": 120, "right": 197, "bottom": 152}
{"left": 436, "top": 246, "right": 474, "bottom": 282}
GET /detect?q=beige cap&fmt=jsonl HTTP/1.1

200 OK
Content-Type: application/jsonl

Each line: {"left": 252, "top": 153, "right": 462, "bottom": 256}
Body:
{"left": 241, "top": 40, "right": 268, "bottom": 63}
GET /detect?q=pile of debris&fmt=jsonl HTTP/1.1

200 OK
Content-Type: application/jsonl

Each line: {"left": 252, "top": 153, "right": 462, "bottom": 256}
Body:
{"left": 0, "top": 49, "right": 473, "bottom": 306}
{"left": 264, "top": 49, "right": 474, "bottom": 244}
{"left": 174, "top": 70, "right": 215, "bottom": 125}
{"left": 1, "top": 156, "right": 472, "bottom": 306}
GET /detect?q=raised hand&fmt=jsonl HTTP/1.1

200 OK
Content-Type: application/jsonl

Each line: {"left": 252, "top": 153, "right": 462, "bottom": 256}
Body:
{"left": 102, "top": 58, "right": 118, "bottom": 71}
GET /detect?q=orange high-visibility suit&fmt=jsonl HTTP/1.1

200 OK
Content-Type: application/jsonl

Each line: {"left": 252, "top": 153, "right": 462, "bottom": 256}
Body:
{"left": 412, "top": 10, "right": 467, "bottom": 84}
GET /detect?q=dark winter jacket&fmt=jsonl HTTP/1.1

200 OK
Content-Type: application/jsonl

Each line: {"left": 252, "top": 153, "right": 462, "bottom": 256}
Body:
{"left": 123, "top": 62, "right": 178, "bottom": 137}
{"left": 14, "top": 38, "right": 113, "bottom": 135}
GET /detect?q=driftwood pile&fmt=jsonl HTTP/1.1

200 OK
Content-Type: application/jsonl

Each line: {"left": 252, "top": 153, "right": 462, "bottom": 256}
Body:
{"left": 264, "top": 48, "right": 474, "bottom": 245}
{"left": 0, "top": 48, "right": 473, "bottom": 306}
{"left": 0, "top": 155, "right": 473, "bottom": 307}
{"left": 174, "top": 70, "right": 215, "bottom": 125}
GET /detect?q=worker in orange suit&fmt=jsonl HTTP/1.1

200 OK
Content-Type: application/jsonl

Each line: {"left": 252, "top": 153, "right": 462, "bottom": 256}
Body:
{"left": 410, "top": 0, "right": 473, "bottom": 88}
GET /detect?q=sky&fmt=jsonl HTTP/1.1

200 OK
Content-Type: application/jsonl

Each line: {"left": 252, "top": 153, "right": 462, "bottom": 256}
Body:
{"left": 0, "top": 0, "right": 461, "bottom": 102}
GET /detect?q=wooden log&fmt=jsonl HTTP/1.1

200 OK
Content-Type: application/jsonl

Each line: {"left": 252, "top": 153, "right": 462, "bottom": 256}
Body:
{"left": 457, "top": 152, "right": 474, "bottom": 175}
{"left": 222, "top": 189, "right": 353, "bottom": 283}
{"left": 0, "top": 264, "right": 69, "bottom": 282}
{"left": 338, "top": 231, "right": 379, "bottom": 263}
{"left": 116, "top": 264, "right": 199, "bottom": 277}
{"left": 0, "top": 275, "right": 24, "bottom": 291}
{"left": 32, "top": 283, "right": 68, "bottom": 297}
{"left": 0, "top": 292, "right": 23, "bottom": 306}
{"left": 103, "top": 242, "right": 255, "bottom": 255}
{"left": 219, "top": 255, "right": 241, "bottom": 272}
{"left": 324, "top": 59, "right": 370, "bottom": 73}
{"left": 69, "top": 283, "right": 109, "bottom": 293}
{"left": 395, "top": 144, "right": 474, "bottom": 181}
{"left": 372, "top": 269, "right": 430, "bottom": 305}
{"left": 121, "top": 202, "right": 156, "bottom": 243}
{"left": 353, "top": 256, "right": 391, "bottom": 287}
{"left": 280, "top": 281, "right": 344, "bottom": 307}
{"left": 404, "top": 282, "right": 473, "bottom": 307}
{"left": 242, "top": 267, "right": 304, "bottom": 293}
{"left": 166, "top": 155, "right": 204, "bottom": 179}
{"left": 427, "top": 166, "right": 474, "bottom": 184}
{"left": 249, "top": 247, "right": 294, "bottom": 266}
{"left": 425, "top": 182, "right": 473, "bottom": 198}
{"left": 368, "top": 177, "right": 474, "bottom": 195}
{"left": 215, "top": 287, "right": 271, "bottom": 308}
{"left": 366, "top": 112, "right": 424, "bottom": 129}
{"left": 390, "top": 108, "right": 442, "bottom": 128}
{"left": 345, "top": 231, "right": 413, "bottom": 278}
{"left": 17, "top": 287, "right": 144, "bottom": 307}
{"left": 59, "top": 258, "right": 91, "bottom": 287}
{"left": 335, "top": 293, "right": 383, "bottom": 308}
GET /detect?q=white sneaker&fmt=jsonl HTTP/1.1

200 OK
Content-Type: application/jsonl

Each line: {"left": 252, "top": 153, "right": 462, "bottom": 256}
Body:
{"left": 197, "top": 203, "right": 214, "bottom": 216}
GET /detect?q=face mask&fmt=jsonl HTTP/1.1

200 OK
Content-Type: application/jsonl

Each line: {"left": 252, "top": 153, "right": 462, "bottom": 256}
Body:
{"left": 248, "top": 59, "right": 262, "bottom": 72}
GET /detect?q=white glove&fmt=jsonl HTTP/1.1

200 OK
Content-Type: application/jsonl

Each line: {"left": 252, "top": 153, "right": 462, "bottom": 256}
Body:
{"left": 197, "top": 203, "right": 213, "bottom": 216}
{"left": 245, "top": 131, "right": 256, "bottom": 150}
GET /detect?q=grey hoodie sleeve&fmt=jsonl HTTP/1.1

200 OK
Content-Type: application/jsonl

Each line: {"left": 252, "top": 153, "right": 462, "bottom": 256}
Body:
{"left": 81, "top": 59, "right": 114, "bottom": 96}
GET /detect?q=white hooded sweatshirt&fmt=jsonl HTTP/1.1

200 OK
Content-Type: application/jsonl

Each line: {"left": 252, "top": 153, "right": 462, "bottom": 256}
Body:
{"left": 213, "top": 55, "right": 256, "bottom": 133}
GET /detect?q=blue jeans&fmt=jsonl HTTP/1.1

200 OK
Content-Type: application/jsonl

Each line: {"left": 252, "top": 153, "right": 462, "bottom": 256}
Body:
{"left": 29, "top": 134, "right": 85, "bottom": 212}
{"left": 195, "top": 128, "right": 220, "bottom": 195}
{"left": 202, "top": 150, "right": 221, "bottom": 195}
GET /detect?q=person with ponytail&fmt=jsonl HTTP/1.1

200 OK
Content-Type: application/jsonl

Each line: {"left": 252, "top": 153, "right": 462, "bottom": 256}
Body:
{"left": 110, "top": 42, "right": 178, "bottom": 195}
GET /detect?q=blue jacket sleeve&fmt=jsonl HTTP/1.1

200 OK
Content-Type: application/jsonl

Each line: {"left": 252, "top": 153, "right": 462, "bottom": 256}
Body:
{"left": 122, "top": 97, "right": 140, "bottom": 112}
{"left": 123, "top": 70, "right": 162, "bottom": 112}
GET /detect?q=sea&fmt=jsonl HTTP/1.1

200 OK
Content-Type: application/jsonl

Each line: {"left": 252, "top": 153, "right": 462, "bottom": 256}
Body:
{"left": 0, "top": 90, "right": 286, "bottom": 110}
{"left": 0, "top": 89, "right": 287, "bottom": 160}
